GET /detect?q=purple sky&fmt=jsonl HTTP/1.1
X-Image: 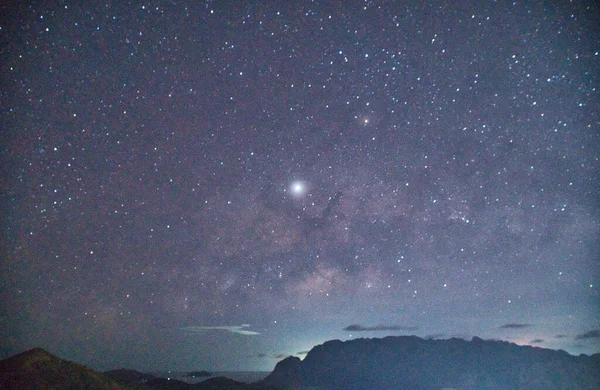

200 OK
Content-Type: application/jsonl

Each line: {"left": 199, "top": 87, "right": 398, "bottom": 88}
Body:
{"left": 1, "top": 0, "right": 599, "bottom": 371}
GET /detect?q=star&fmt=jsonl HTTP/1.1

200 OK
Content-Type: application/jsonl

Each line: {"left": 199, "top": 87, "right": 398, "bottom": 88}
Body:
{"left": 290, "top": 180, "right": 307, "bottom": 197}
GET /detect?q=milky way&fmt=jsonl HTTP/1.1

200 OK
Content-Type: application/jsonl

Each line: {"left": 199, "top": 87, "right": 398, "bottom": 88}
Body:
{"left": 1, "top": 1, "right": 599, "bottom": 371}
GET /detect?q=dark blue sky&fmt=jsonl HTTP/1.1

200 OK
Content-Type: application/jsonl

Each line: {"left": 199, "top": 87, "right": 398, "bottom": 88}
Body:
{"left": 1, "top": 0, "right": 599, "bottom": 372}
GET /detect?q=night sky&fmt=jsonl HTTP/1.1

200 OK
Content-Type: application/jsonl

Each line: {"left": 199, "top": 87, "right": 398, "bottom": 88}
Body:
{"left": 1, "top": 0, "right": 599, "bottom": 372}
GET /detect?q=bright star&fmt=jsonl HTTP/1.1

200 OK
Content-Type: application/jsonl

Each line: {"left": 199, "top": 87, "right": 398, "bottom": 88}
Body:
{"left": 290, "top": 181, "right": 306, "bottom": 197}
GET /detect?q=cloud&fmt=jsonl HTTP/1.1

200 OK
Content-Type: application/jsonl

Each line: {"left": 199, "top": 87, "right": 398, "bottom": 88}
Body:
{"left": 555, "top": 334, "right": 568, "bottom": 339}
{"left": 575, "top": 329, "right": 600, "bottom": 340}
{"left": 182, "top": 324, "right": 260, "bottom": 336}
{"left": 499, "top": 323, "right": 532, "bottom": 329}
{"left": 530, "top": 339, "right": 544, "bottom": 344}
{"left": 343, "top": 324, "right": 418, "bottom": 332}
{"left": 296, "top": 350, "right": 310, "bottom": 356}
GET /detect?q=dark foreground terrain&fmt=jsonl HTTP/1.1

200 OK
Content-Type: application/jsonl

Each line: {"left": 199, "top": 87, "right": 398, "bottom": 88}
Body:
{"left": 260, "top": 336, "right": 600, "bottom": 389}
{"left": 1, "top": 336, "right": 599, "bottom": 389}
{"left": 0, "top": 348, "right": 271, "bottom": 390}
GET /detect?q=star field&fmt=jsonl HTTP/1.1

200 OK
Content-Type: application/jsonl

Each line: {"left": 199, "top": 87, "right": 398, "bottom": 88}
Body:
{"left": 1, "top": 1, "right": 599, "bottom": 372}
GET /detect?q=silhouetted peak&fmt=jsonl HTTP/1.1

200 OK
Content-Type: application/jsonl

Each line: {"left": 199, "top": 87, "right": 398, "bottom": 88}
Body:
{"left": 262, "top": 335, "right": 600, "bottom": 390}
{"left": 16, "top": 348, "right": 54, "bottom": 359}
{"left": 259, "top": 356, "right": 304, "bottom": 389}
{"left": 0, "top": 347, "right": 59, "bottom": 371}
{"left": 321, "top": 339, "right": 344, "bottom": 347}
{"left": 0, "top": 348, "right": 134, "bottom": 390}
{"left": 273, "top": 355, "right": 301, "bottom": 371}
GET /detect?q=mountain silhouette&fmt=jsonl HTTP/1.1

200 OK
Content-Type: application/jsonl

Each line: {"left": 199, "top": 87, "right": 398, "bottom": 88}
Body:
{"left": 0, "top": 348, "right": 273, "bottom": 389}
{"left": 0, "top": 348, "right": 135, "bottom": 389}
{"left": 2, "top": 338, "right": 599, "bottom": 389}
{"left": 260, "top": 336, "right": 600, "bottom": 389}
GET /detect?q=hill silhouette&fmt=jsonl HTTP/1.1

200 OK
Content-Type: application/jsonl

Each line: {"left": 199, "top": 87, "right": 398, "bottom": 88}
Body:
{"left": 260, "top": 336, "right": 600, "bottom": 389}
{"left": 2, "top": 338, "right": 599, "bottom": 389}
{"left": 0, "top": 348, "right": 272, "bottom": 389}
{"left": 0, "top": 348, "right": 135, "bottom": 389}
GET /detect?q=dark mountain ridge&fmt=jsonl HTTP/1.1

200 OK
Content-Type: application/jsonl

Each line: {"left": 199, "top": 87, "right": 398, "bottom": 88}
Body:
{"left": 260, "top": 335, "right": 600, "bottom": 389}
{"left": 0, "top": 347, "right": 135, "bottom": 389}
{"left": 2, "top": 337, "right": 599, "bottom": 389}
{"left": 0, "top": 348, "right": 272, "bottom": 389}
